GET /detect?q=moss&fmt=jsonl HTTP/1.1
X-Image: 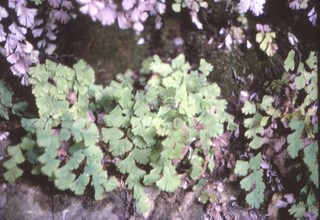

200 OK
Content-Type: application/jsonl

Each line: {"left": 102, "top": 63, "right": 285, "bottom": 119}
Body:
{"left": 56, "top": 15, "right": 147, "bottom": 85}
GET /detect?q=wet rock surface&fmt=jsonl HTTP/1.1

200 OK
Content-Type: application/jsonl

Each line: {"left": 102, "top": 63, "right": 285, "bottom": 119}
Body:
{"left": 0, "top": 180, "right": 206, "bottom": 220}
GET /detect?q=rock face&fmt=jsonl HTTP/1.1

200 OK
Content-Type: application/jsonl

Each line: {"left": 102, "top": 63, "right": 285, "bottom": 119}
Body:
{"left": 0, "top": 180, "right": 207, "bottom": 220}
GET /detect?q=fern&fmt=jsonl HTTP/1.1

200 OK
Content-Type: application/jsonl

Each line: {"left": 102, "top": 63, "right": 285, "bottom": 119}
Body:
{"left": 3, "top": 55, "right": 235, "bottom": 214}
{"left": 4, "top": 59, "right": 118, "bottom": 201}
{"left": 237, "top": 50, "right": 318, "bottom": 217}
{"left": 100, "top": 54, "right": 235, "bottom": 211}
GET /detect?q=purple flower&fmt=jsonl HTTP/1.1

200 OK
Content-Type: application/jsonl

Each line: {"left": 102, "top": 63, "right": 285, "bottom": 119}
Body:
{"left": 122, "top": 0, "right": 136, "bottom": 11}
{"left": 32, "top": 28, "right": 44, "bottom": 38}
{"left": 48, "top": 0, "right": 62, "bottom": 8}
{"left": 11, "top": 58, "right": 28, "bottom": 76}
{"left": 61, "top": 1, "right": 74, "bottom": 10}
{"left": 98, "top": 4, "right": 117, "bottom": 26}
{"left": 17, "top": 7, "right": 37, "bottom": 27}
{"left": 289, "top": 0, "right": 300, "bottom": 10}
{"left": 0, "top": 6, "right": 8, "bottom": 20}
{"left": 308, "top": 7, "right": 316, "bottom": 26}
{"left": 9, "top": 23, "right": 27, "bottom": 41}
{"left": 5, "top": 34, "right": 19, "bottom": 54}
{"left": 79, "top": 0, "right": 104, "bottom": 19}
{"left": 7, "top": 51, "right": 20, "bottom": 64}
{"left": 117, "top": 12, "right": 131, "bottom": 29}
{"left": 133, "top": 21, "right": 143, "bottom": 32}
{"left": 53, "top": 9, "right": 71, "bottom": 23}
{"left": 238, "top": 0, "right": 266, "bottom": 16}
{"left": 0, "top": 24, "right": 6, "bottom": 42}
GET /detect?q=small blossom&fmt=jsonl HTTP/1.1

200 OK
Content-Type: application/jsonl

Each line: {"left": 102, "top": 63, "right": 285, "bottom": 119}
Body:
{"left": 61, "top": 1, "right": 74, "bottom": 10}
{"left": 32, "top": 28, "right": 44, "bottom": 38}
{"left": 133, "top": 22, "right": 143, "bottom": 32}
{"left": 155, "top": 15, "right": 162, "bottom": 29}
{"left": 238, "top": 0, "right": 266, "bottom": 16}
{"left": 122, "top": 0, "right": 137, "bottom": 11}
{"left": 190, "top": 11, "right": 203, "bottom": 29}
{"left": 45, "top": 43, "right": 57, "bottom": 55}
{"left": 53, "top": 9, "right": 70, "bottom": 24}
{"left": 0, "top": 6, "right": 9, "bottom": 20}
{"left": 289, "top": 0, "right": 300, "bottom": 9}
{"left": 9, "top": 23, "right": 27, "bottom": 41}
{"left": 0, "top": 132, "right": 9, "bottom": 141}
{"left": 79, "top": 0, "right": 104, "bottom": 19}
{"left": 11, "top": 58, "right": 28, "bottom": 76}
{"left": 174, "top": 37, "right": 184, "bottom": 46}
{"left": 256, "top": 23, "right": 270, "bottom": 32}
{"left": 225, "top": 33, "right": 232, "bottom": 50}
{"left": 0, "top": 24, "right": 6, "bottom": 42}
{"left": 17, "top": 7, "right": 37, "bottom": 27}
{"left": 48, "top": 0, "right": 62, "bottom": 8}
{"left": 5, "top": 34, "right": 18, "bottom": 54}
{"left": 98, "top": 4, "right": 117, "bottom": 26}
{"left": 308, "top": 7, "right": 316, "bottom": 26}
{"left": 7, "top": 51, "right": 20, "bottom": 64}
{"left": 117, "top": 12, "right": 131, "bottom": 29}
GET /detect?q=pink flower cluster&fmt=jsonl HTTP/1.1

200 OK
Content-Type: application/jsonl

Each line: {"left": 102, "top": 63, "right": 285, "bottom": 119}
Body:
{"left": 0, "top": 0, "right": 74, "bottom": 85}
{"left": 238, "top": 0, "right": 266, "bottom": 16}
{"left": 77, "top": 0, "right": 166, "bottom": 32}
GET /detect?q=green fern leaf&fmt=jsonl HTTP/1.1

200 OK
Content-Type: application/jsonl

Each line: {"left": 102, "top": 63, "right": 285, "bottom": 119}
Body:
{"left": 82, "top": 124, "right": 99, "bottom": 147}
{"left": 284, "top": 50, "right": 295, "bottom": 71}
{"left": 6, "top": 145, "right": 25, "bottom": 164}
{"left": 242, "top": 101, "right": 257, "bottom": 115}
{"left": 240, "top": 173, "right": 254, "bottom": 191}
{"left": 287, "top": 117, "right": 305, "bottom": 158}
{"left": 144, "top": 166, "right": 162, "bottom": 185}
{"left": 156, "top": 161, "right": 180, "bottom": 192}
{"left": 249, "top": 135, "right": 264, "bottom": 149}
{"left": 199, "top": 58, "right": 213, "bottom": 76}
{"left": 71, "top": 119, "right": 87, "bottom": 142}
{"left": 305, "top": 51, "right": 316, "bottom": 69}
{"left": 116, "top": 156, "right": 135, "bottom": 174}
{"left": 70, "top": 174, "right": 90, "bottom": 195}
{"left": 246, "top": 189, "right": 264, "bottom": 209}
{"left": 40, "top": 158, "right": 60, "bottom": 176}
{"left": 130, "top": 148, "right": 151, "bottom": 165}
{"left": 190, "top": 154, "right": 204, "bottom": 180}
{"left": 3, "top": 167, "right": 24, "bottom": 182}
{"left": 234, "top": 160, "right": 249, "bottom": 176}
{"left": 54, "top": 167, "right": 76, "bottom": 190}
{"left": 36, "top": 130, "right": 60, "bottom": 149}
{"left": 73, "top": 60, "right": 95, "bottom": 86}
{"left": 65, "top": 151, "right": 85, "bottom": 170}
{"left": 104, "top": 105, "right": 130, "bottom": 128}
{"left": 109, "top": 138, "right": 133, "bottom": 156}
{"left": 101, "top": 127, "right": 124, "bottom": 144}
{"left": 248, "top": 153, "right": 262, "bottom": 170}
{"left": 171, "top": 54, "right": 186, "bottom": 69}
{"left": 289, "top": 202, "right": 306, "bottom": 219}
{"left": 303, "top": 141, "right": 318, "bottom": 188}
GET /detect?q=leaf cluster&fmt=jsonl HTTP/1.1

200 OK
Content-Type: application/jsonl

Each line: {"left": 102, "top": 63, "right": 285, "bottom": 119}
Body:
{"left": 236, "top": 50, "right": 318, "bottom": 218}
{"left": 0, "top": 79, "right": 28, "bottom": 120}
{"left": 100, "top": 54, "right": 235, "bottom": 212}
{"left": 3, "top": 55, "right": 235, "bottom": 214}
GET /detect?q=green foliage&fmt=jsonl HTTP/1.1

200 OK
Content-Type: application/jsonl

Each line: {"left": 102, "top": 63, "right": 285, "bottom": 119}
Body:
{"left": 237, "top": 50, "right": 318, "bottom": 217}
{"left": 3, "top": 137, "right": 35, "bottom": 182}
{"left": 4, "top": 59, "right": 118, "bottom": 202}
{"left": 100, "top": 54, "right": 235, "bottom": 212}
{"left": 235, "top": 153, "right": 265, "bottom": 209}
{"left": 3, "top": 55, "right": 235, "bottom": 215}
{"left": 0, "top": 79, "right": 28, "bottom": 120}
{"left": 256, "top": 31, "right": 277, "bottom": 56}
{"left": 29, "top": 0, "right": 44, "bottom": 5}
{"left": 172, "top": 0, "right": 208, "bottom": 13}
